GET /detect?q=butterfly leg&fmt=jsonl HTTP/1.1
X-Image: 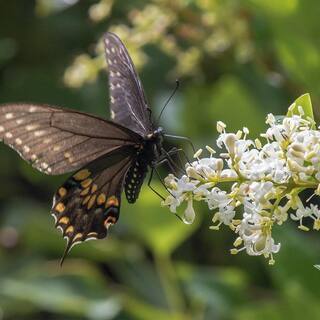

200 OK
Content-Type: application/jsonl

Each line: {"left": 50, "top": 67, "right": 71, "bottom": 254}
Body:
{"left": 149, "top": 147, "right": 195, "bottom": 200}
{"left": 148, "top": 164, "right": 183, "bottom": 222}
{"left": 164, "top": 147, "right": 191, "bottom": 168}
{"left": 147, "top": 167, "right": 165, "bottom": 200}
{"left": 148, "top": 153, "right": 180, "bottom": 199}
{"left": 160, "top": 148, "right": 185, "bottom": 175}
{"left": 164, "top": 134, "right": 196, "bottom": 154}
{"left": 165, "top": 147, "right": 184, "bottom": 171}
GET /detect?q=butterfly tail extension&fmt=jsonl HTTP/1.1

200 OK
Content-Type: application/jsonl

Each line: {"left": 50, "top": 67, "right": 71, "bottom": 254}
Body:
{"left": 58, "top": 191, "right": 121, "bottom": 266}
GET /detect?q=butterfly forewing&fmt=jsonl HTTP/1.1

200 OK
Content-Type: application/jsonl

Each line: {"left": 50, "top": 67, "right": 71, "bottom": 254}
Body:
{"left": 104, "top": 32, "right": 153, "bottom": 136}
{"left": 52, "top": 145, "right": 136, "bottom": 264}
{"left": 0, "top": 103, "right": 140, "bottom": 175}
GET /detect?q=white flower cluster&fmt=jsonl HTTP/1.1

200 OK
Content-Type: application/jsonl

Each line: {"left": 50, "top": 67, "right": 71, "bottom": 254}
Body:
{"left": 162, "top": 103, "right": 320, "bottom": 265}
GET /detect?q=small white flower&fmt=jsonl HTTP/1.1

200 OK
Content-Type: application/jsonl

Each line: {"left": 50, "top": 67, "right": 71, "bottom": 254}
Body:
{"left": 220, "top": 169, "right": 238, "bottom": 179}
{"left": 218, "top": 205, "right": 236, "bottom": 225}
{"left": 176, "top": 175, "right": 198, "bottom": 193}
{"left": 290, "top": 206, "right": 312, "bottom": 221}
{"left": 193, "top": 182, "right": 214, "bottom": 200}
{"left": 161, "top": 195, "right": 181, "bottom": 213}
{"left": 164, "top": 174, "right": 177, "bottom": 189}
{"left": 310, "top": 204, "right": 320, "bottom": 230}
{"left": 249, "top": 181, "right": 274, "bottom": 203}
{"left": 188, "top": 157, "right": 224, "bottom": 180}
{"left": 206, "top": 187, "right": 230, "bottom": 210}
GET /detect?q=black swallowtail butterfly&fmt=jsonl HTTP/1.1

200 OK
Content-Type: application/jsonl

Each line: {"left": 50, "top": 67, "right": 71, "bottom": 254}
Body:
{"left": 0, "top": 32, "right": 175, "bottom": 264}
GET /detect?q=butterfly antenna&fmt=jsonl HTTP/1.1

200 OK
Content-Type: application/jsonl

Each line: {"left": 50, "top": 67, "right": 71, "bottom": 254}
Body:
{"left": 156, "top": 80, "right": 180, "bottom": 126}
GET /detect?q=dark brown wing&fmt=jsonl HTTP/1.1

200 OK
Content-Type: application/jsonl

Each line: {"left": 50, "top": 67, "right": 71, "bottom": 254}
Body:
{"left": 0, "top": 103, "right": 141, "bottom": 175}
{"left": 104, "top": 32, "right": 153, "bottom": 136}
{"left": 51, "top": 146, "right": 135, "bottom": 265}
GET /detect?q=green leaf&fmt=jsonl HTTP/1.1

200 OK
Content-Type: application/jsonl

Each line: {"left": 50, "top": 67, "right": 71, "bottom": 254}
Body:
{"left": 112, "top": 259, "right": 168, "bottom": 309}
{"left": 270, "top": 226, "right": 320, "bottom": 297}
{"left": 184, "top": 76, "right": 267, "bottom": 139}
{"left": 286, "top": 93, "right": 315, "bottom": 126}
{"left": 0, "top": 261, "right": 121, "bottom": 319}
{"left": 177, "top": 263, "right": 248, "bottom": 319}
{"left": 122, "top": 294, "right": 185, "bottom": 320}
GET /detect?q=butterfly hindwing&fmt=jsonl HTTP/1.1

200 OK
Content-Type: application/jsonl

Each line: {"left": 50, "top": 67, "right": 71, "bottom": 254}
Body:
{"left": 52, "top": 146, "right": 136, "bottom": 264}
{"left": 0, "top": 103, "right": 141, "bottom": 175}
{"left": 104, "top": 32, "right": 153, "bottom": 136}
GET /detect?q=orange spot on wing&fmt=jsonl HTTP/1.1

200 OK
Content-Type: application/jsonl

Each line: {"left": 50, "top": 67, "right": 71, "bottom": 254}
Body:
{"left": 97, "top": 193, "right": 106, "bottom": 205}
{"left": 91, "top": 184, "right": 98, "bottom": 193}
{"left": 58, "top": 216, "right": 69, "bottom": 224}
{"left": 106, "top": 196, "right": 119, "bottom": 208}
{"left": 55, "top": 203, "right": 65, "bottom": 213}
{"left": 73, "top": 233, "right": 83, "bottom": 241}
{"left": 58, "top": 187, "right": 67, "bottom": 197}
{"left": 104, "top": 216, "right": 117, "bottom": 228}
{"left": 73, "top": 169, "right": 91, "bottom": 181}
{"left": 81, "top": 178, "right": 92, "bottom": 188}
{"left": 82, "top": 195, "right": 91, "bottom": 205}
{"left": 80, "top": 187, "right": 90, "bottom": 196}
{"left": 87, "top": 195, "right": 97, "bottom": 209}
{"left": 65, "top": 226, "right": 74, "bottom": 234}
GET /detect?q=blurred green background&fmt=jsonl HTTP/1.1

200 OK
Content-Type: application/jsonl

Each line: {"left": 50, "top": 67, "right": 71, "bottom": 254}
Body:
{"left": 1, "top": 0, "right": 320, "bottom": 319}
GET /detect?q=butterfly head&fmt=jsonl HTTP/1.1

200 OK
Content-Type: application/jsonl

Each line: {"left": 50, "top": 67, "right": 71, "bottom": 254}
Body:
{"left": 148, "top": 127, "right": 164, "bottom": 144}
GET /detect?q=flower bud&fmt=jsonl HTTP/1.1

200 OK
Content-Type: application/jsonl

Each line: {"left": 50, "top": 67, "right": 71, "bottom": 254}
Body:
{"left": 183, "top": 199, "right": 195, "bottom": 224}
{"left": 224, "top": 133, "right": 236, "bottom": 157}
{"left": 289, "top": 148, "right": 305, "bottom": 159}
{"left": 290, "top": 143, "right": 305, "bottom": 153}
{"left": 216, "top": 158, "right": 224, "bottom": 173}
{"left": 164, "top": 174, "right": 177, "bottom": 189}
{"left": 186, "top": 166, "right": 202, "bottom": 180}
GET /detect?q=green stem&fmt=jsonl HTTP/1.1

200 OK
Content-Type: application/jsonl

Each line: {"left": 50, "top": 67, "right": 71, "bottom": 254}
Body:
{"left": 154, "top": 251, "right": 185, "bottom": 314}
{"left": 208, "top": 175, "right": 318, "bottom": 189}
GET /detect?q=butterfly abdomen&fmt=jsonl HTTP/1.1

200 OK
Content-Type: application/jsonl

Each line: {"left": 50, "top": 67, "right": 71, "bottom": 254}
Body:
{"left": 124, "top": 157, "right": 148, "bottom": 203}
